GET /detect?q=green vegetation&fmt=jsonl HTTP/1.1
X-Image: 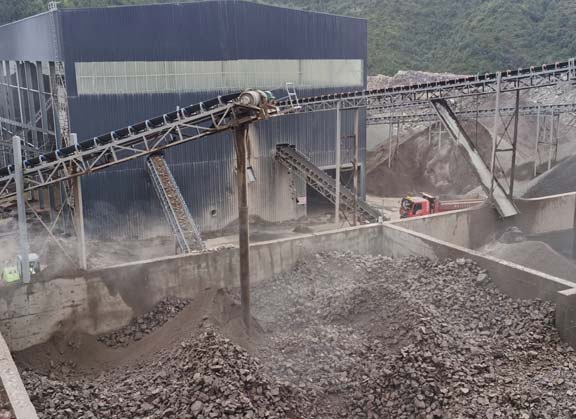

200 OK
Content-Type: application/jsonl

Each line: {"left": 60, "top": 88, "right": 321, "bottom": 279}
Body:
{"left": 1, "top": 0, "right": 575, "bottom": 75}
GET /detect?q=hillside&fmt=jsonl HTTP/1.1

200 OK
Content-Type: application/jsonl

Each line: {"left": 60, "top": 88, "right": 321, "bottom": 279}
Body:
{"left": 1, "top": 0, "right": 575, "bottom": 75}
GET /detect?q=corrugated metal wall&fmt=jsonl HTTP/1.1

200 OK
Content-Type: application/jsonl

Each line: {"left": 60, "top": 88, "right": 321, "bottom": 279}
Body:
{"left": 58, "top": 1, "right": 368, "bottom": 240}
{"left": 0, "top": 12, "right": 62, "bottom": 61}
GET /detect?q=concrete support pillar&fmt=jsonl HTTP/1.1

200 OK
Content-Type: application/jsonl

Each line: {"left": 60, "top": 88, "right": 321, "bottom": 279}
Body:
{"left": 13, "top": 136, "right": 30, "bottom": 284}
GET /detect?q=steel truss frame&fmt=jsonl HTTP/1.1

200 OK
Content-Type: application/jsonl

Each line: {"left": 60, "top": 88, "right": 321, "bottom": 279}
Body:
{"left": 279, "top": 59, "right": 576, "bottom": 113}
{"left": 0, "top": 100, "right": 273, "bottom": 200}
{"left": 275, "top": 144, "right": 381, "bottom": 223}
{"left": 367, "top": 103, "right": 576, "bottom": 125}
{"left": 489, "top": 83, "right": 521, "bottom": 200}
{"left": 533, "top": 110, "right": 561, "bottom": 176}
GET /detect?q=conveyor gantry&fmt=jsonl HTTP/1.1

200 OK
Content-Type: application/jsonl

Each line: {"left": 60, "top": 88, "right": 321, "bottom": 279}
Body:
{"left": 0, "top": 91, "right": 276, "bottom": 200}
{"left": 278, "top": 58, "right": 576, "bottom": 113}
{"left": 147, "top": 154, "right": 205, "bottom": 253}
{"left": 367, "top": 102, "right": 576, "bottom": 125}
{"left": 430, "top": 98, "right": 518, "bottom": 218}
{"left": 275, "top": 144, "right": 381, "bottom": 223}
{"left": 1, "top": 57, "right": 575, "bottom": 204}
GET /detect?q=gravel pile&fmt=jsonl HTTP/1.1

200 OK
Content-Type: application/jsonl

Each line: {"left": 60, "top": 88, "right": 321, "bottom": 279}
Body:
{"left": 18, "top": 252, "right": 576, "bottom": 418}
{"left": 0, "top": 387, "right": 12, "bottom": 419}
{"left": 97, "top": 297, "right": 191, "bottom": 348}
{"left": 252, "top": 252, "right": 576, "bottom": 418}
{"left": 23, "top": 329, "right": 313, "bottom": 418}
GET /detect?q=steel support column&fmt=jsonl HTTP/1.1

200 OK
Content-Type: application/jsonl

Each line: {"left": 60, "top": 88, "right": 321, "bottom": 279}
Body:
{"left": 234, "top": 123, "right": 251, "bottom": 332}
{"left": 533, "top": 106, "right": 542, "bottom": 177}
{"left": 335, "top": 101, "right": 341, "bottom": 223}
{"left": 353, "top": 108, "right": 359, "bottom": 226}
{"left": 387, "top": 122, "right": 393, "bottom": 168}
{"left": 431, "top": 99, "right": 518, "bottom": 217}
{"left": 13, "top": 136, "right": 30, "bottom": 283}
{"left": 509, "top": 90, "right": 520, "bottom": 199}
{"left": 71, "top": 133, "right": 87, "bottom": 270}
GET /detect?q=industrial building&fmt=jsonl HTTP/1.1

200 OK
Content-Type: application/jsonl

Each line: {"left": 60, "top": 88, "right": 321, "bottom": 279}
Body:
{"left": 0, "top": 1, "right": 368, "bottom": 239}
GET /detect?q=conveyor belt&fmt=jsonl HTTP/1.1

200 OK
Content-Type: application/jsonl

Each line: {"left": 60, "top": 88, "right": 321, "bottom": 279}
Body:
{"left": 367, "top": 102, "right": 576, "bottom": 125}
{"left": 275, "top": 144, "right": 381, "bottom": 223}
{"left": 1, "top": 57, "right": 575, "bottom": 202}
{"left": 278, "top": 58, "right": 576, "bottom": 113}
{"left": 430, "top": 99, "right": 518, "bottom": 218}
{"left": 0, "top": 92, "right": 275, "bottom": 199}
{"left": 147, "top": 154, "right": 204, "bottom": 253}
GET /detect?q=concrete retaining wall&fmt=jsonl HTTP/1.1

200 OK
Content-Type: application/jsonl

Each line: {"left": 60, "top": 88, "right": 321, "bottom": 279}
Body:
{"left": 0, "top": 226, "right": 382, "bottom": 351}
{"left": 392, "top": 192, "right": 576, "bottom": 248}
{"left": 2, "top": 208, "right": 576, "bottom": 352}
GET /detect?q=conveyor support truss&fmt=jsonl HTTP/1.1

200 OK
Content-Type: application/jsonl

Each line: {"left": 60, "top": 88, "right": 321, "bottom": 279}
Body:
{"left": 147, "top": 154, "right": 205, "bottom": 253}
{"left": 275, "top": 144, "right": 381, "bottom": 223}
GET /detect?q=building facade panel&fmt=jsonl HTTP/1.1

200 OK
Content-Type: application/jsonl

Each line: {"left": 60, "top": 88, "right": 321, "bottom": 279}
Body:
{"left": 0, "top": 1, "right": 368, "bottom": 240}
{"left": 0, "top": 12, "right": 61, "bottom": 61}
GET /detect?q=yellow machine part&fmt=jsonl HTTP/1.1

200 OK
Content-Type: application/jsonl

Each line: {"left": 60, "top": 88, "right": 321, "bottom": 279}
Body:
{"left": 1, "top": 266, "right": 20, "bottom": 283}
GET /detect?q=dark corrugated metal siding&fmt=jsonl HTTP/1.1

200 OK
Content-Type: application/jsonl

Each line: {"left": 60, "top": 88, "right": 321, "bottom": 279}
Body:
{"left": 0, "top": 12, "right": 62, "bottom": 61}
{"left": 59, "top": 2, "right": 366, "bottom": 62}
{"left": 58, "top": 1, "right": 368, "bottom": 240}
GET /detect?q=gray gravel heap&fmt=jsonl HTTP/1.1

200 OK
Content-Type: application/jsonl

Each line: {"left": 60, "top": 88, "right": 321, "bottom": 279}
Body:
{"left": 97, "top": 296, "right": 191, "bottom": 348}
{"left": 252, "top": 252, "right": 576, "bottom": 419}
{"left": 18, "top": 252, "right": 576, "bottom": 418}
{"left": 23, "top": 329, "right": 313, "bottom": 419}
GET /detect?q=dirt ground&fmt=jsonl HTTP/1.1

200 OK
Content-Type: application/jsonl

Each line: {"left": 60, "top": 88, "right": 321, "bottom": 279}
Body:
{"left": 14, "top": 252, "right": 576, "bottom": 418}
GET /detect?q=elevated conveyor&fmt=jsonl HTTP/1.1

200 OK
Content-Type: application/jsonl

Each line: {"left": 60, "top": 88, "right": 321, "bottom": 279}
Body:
{"left": 278, "top": 58, "right": 576, "bottom": 113}
{"left": 147, "top": 154, "right": 204, "bottom": 252}
{"left": 367, "top": 102, "right": 576, "bottom": 125}
{"left": 430, "top": 98, "right": 518, "bottom": 218}
{"left": 275, "top": 144, "right": 381, "bottom": 223}
{"left": 0, "top": 91, "right": 276, "bottom": 200}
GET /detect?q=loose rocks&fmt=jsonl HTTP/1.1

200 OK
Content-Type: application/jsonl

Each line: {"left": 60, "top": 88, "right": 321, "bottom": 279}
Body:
{"left": 97, "top": 297, "right": 191, "bottom": 348}
{"left": 18, "top": 252, "right": 576, "bottom": 418}
{"left": 252, "top": 252, "right": 576, "bottom": 418}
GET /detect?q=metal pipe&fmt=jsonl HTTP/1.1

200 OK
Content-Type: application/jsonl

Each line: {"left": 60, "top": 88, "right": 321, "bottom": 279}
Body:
{"left": 509, "top": 90, "right": 520, "bottom": 198}
{"left": 71, "top": 133, "right": 87, "bottom": 270}
{"left": 388, "top": 122, "right": 393, "bottom": 169}
{"left": 353, "top": 108, "right": 359, "bottom": 226}
{"left": 15, "top": 63, "right": 26, "bottom": 159}
{"left": 234, "top": 123, "right": 251, "bottom": 332}
{"left": 395, "top": 121, "right": 400, "bottom": 159}
{"left": 13, "top": 136, "right": 30, "bottom": 284}
{"left": 548, "top": 113, "right": 555, "bottom": 171}
{"left": 490, "top": 72, "right": 502, "bottom": 197}
{"left": 533, "top": 105, "right": 541, "bottom": 177}
{"left": 335, "top": 101, "right": 341, "bottom": 224}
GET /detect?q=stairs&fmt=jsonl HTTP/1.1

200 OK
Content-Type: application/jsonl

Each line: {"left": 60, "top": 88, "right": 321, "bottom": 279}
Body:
{"left": 147, "top": 154, "right": 205, "bottom": 252}
{"left": 275, "top": 144, "right": 381, "bottom": 223}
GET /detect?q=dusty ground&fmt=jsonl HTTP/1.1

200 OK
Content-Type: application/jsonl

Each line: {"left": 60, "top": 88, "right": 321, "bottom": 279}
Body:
{"left": 14, "top": 252, "right": 576, "bottom": 418}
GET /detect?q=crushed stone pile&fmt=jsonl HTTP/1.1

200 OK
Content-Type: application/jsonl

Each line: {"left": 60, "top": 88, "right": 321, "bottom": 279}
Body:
{"left": 17, "top": 252, "right": 576, "bottom": 418}
{"left": 253, "top": 252, "right": 576, "bottom": 418}
{"left": 97, "top": 297, "right": 191, "bottom": 348}
{"left": 22, "top": 329, "right": 313, "bottom": 419}
{"left": 0, "top": 387, "right": 12, "bottom": 419}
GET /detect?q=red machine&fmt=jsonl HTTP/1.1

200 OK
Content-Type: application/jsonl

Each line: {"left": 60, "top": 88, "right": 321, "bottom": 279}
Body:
{"left": 399, "top": 193, "right": 483, "bottom": 218}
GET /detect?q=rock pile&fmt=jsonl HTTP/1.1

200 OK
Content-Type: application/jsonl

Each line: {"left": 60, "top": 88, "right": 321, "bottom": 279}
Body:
{"left": 97, "top": 297, "right": 191, "bottom": 348}
{"left": 253, "top": 252, "right": 576, "bottom": 418}
{"left": 23, "top": 329, "right": 314, "bottom": 419}
{"left": 0, "top": 387, "right": 12, "bottom": 419}
{"left": 18, "top": 252, "right": 576, "bottom": 418}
